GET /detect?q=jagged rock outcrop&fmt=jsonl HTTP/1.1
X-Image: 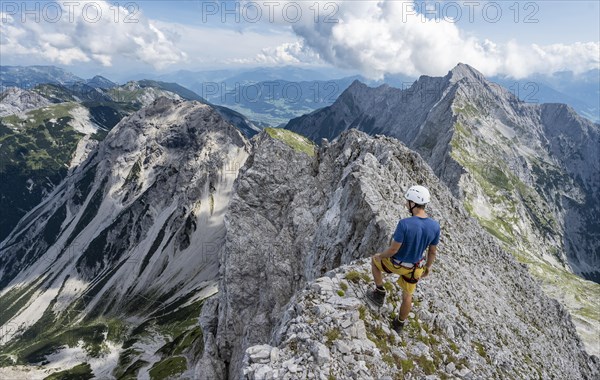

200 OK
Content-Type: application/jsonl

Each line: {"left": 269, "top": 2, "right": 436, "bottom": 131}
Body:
{"left": 243, "top": 260, "right": 599, "bottom": 379}
{"left": 200, "top": 128, "right": 598, "bottom": 379}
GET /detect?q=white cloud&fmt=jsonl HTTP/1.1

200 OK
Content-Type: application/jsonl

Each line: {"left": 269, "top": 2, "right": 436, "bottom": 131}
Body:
{"left": 231, "top": 41, "right": 321, "bottom": 65}
{"left": 149, "top": 20, "right": 302, "bottom": 68}
{"left": 241, "top": 0, "right": 600, "bottom": 79}
{"left": 0, "top": 1, "right": 186, "bottom": 69}
{"left": 1, "top": 0, "right": 597, "bottom": 78}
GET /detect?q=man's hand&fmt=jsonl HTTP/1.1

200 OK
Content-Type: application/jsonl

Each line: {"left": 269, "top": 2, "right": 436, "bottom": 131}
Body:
{"left": 420, "top": 266, "right": 431, "bottom": 279}
{"left": 378, "top": 240, "right": 402, "bottom": 259}
{"left": 373, "top": 253, "right": 382, "bottom": 261}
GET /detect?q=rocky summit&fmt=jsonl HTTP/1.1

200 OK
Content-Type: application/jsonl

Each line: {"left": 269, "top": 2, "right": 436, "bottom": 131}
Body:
{"left": 197, "top": 127, "right": 598, "bottom": 379}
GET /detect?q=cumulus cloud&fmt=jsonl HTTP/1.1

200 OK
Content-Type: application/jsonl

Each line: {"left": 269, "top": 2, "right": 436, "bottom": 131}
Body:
{"left": 242, "top": 0, "right": 600, "bottom": 79}
{"left": 230, "top": 41, "right": 322, "bottom": 65}
{"left": 0, "top": 1, "right": 186, "bottom": 69}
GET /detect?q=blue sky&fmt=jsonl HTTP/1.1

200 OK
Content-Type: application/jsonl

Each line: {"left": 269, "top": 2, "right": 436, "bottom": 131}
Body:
{"left": 136, "top": 0, "right": 600, "bottom": 44}
{"left": 1, "top": 1, "right": 598, "bottom": 79}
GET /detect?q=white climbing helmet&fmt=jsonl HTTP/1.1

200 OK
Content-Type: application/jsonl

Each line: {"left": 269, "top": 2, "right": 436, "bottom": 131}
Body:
{"left": 404, "top": 185, "right": 431, "bottom": 205}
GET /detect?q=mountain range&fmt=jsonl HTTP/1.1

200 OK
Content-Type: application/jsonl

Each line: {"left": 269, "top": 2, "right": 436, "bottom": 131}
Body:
{"left": 0, "top": 64, "right": 598, "bottom": 378}
{"left": 6, "top": 65, "right": 594, "bottom": 126}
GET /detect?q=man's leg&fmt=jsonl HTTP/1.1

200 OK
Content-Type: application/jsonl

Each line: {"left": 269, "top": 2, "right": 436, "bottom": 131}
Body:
{"left": 371, "top": 256, "right": 384, "bottom": 286}
{"left": 391, "top": 290, "right": 412, "bottom": 333}
{"left": 398, "top": 290, "right": 413, "bottom": 321}
{"left": 368, "top": 256, "right": 387, "bottom": 307}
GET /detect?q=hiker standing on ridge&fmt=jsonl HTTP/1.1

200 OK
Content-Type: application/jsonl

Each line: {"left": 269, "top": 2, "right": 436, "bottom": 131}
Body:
{"left": 367, "top": 185, "right": 441, "bottom": 333}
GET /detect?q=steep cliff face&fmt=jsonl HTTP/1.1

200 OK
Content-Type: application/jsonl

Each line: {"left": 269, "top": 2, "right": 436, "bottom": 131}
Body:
{"left": 0, "top": 98, "right": 250, "bottom": 378}
{"left": 538, "top": 103, "right": 600, "bottom": 279}
{"left": 214, "top": 128, "right": 396, "bottom": 378}
{"left": 200, "top": 128, "right": 598, "bottom": 379}
{"left": 284, "top": 64, "right": 600, "bottom": 353}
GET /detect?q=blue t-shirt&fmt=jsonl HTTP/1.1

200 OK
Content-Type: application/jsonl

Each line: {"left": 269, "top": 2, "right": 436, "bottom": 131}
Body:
{"left": 392, "top": 216, "right": 440, "bottom": 263}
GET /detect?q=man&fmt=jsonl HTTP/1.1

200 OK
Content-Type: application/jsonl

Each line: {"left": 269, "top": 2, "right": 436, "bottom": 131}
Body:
{"left": 367, "top": 185, "right": 441, "bottom": 333}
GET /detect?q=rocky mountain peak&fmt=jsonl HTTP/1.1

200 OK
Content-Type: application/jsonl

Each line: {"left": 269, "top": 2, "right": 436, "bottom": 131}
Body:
{"left": 85, "top": 75, "right": 117, "bottom": 89}
{"left": 447, "top": 62, "right": 487, "bottom": 83}
{"left": 1, "top": 89, "right": 597, "bottom": 378}
{"left": 0, "top": 95, "right": 250, "bottom": 325}
{"left": 0, "top": 86, "right": 51, "bottom": 116}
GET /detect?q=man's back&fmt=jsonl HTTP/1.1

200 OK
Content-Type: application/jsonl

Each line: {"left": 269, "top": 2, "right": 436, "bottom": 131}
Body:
{"left": 392, "top": 216, "right": 440, "bottom": 263}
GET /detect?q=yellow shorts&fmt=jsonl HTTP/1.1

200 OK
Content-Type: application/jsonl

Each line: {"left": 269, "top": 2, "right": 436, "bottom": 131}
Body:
{"left": 373, "top": 257, "right": 425, "bottom": 295}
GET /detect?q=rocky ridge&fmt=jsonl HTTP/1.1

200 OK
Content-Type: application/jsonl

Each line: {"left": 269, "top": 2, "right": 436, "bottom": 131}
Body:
{"left": 284, "top": 64, "right": 600, "bottom": 354}
{"left": 197, "top": 128, "right": 598, "bottom": 379}
{"left": 244, "top": 260, "right": 599, "bottom": 379}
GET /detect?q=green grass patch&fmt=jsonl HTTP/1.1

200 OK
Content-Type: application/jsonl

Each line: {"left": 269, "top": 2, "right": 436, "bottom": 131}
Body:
{"left": 382, "top": 354, "right": 395, "bottom": 367}
{"left": 344, "top": 271, "right": 362, "bottom": 284}
{"left": 0, "top": 355, "right": 15, "bottom": 367}
{"left": 2, "top": 103, "right": 77, "bottom": 129}
{"left": 43, "top": 363, "right": 94, "bottom": 380}
{"left": 473, "top": 341, "right": 491, "bottom": 365}
{"left": 453, "top": 104, "right": 480, "bottom": 118}
{"left": 358, "top": 305, "right": 366, "bottom": 320}
{"left": 367, "top": 325, "right": 390, "bottom": 353}
{"left": 157, "top": 327, "right": 203, "bottom": 358}
{"left": 125, "top": 159, "right": 142, "bottom": 186}
{"left": 264, "top": 127, "right": 315, "bottom": 157}
{"left": 400, "top": 358, "right": 414, "bottom": 373}
{"left": 2, "top": 290, "right": 127, "bottom": 366}
{"left": 149, "top": 356, "right": 187, "bottom": 380}
{"left": 325, "top": 328, "right": 340, "bottom": 347}
{"left": 0, "top": 280, "right": 43, "bottom": 326}
{"left": 449, "top": 341, "right": 459, "bottom": 353}
{"left": 417, "top": 355, "right": 436, "bottom": 375}
{"left": 383, "top": 282, "right": 394, "bottom": 293}
{"left": 118, "top": 359, "right": 149, "bottom": 380}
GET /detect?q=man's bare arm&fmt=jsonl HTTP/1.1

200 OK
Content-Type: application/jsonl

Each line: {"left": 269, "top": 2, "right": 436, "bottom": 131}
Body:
{"left": 426, "top": 245, "right": 437, "bottom": 268}
{"left": 421, "top": 245, "right": 437, "bottom": 277}
{"left": 377, "top": 240, "right": 402, "bottom": 259}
